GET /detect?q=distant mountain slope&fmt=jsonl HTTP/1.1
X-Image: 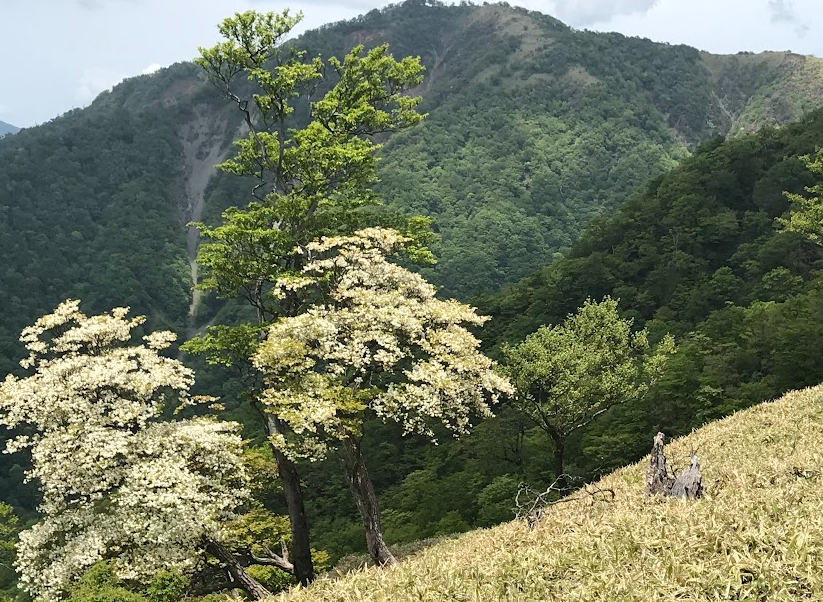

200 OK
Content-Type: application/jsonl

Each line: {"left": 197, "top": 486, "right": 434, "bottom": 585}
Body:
{"left": 3, "top": 0, "right": 823, "bottom": 365}
{"left": 364, "top": 6, "right": 823, "bottom": 297}
{"left": 0, "top": 120, "right": 18, "bottom": 136}
{"left": 4, "top": 2, "right": 823, "bottom": 575}
{"left": 481, "top": 106, "right": 823, "bottom": 348}
{"left": 291, "top": 108, "right": 823, "bottom": 566}
{"left": 277, "top": 383, "right": 823, "bottom": 602}
{"left": 0, "top": 64, "right": 230, "bottom": 377}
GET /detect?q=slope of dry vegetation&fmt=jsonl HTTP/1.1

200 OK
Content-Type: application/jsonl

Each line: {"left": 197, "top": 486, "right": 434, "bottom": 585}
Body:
{"left": 274, "top": 385, "right": 823, "bottom": 601}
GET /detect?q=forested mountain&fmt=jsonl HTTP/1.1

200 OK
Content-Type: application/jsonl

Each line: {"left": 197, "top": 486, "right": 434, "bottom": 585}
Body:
{"left": 5, "top": 1, "right": 823, "bottom": 593}
{"left": 480, "top": 105, "right": 823, "bottom": 471}
{"left": 0, "top": 121, "right": 18, "bottom": 137}
{"left": 1, "top": 2, "right": 823, "bottom": 383}
{"left": 278, "top": 2, "right": 823, "bottom": 298}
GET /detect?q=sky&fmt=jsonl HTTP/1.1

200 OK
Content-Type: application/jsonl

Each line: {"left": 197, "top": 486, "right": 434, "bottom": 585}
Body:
{"left": 0, "top": 0, "right": 820, "bottom": 128}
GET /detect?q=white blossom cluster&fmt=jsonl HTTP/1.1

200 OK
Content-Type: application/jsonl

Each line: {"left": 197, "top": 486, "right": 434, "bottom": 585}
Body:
{"left": 255, "top": 228, "right": 513, "bottom": 458}
{"left": 0, "top": 301, "right": 249, "bottom": 601}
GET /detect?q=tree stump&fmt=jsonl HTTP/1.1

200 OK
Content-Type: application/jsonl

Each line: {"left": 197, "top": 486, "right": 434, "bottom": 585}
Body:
{"left": 645, "top": 432, "right": 703, "bottom": 499}
{"left": 645, "top": 432, "right": 673, "bottom": 496}
{"left": 670, "top": 454, "right": 704, "bottom": 500}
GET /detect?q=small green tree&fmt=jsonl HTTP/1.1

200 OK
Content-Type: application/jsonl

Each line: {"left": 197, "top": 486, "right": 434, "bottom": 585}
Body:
{"left": 188, "top": 10, "right": 426, "bottom": 584}
{"left": 779, "top": 149, "right": 823, "bottom": 243}
{"left": 252, "top": 228, "right": 511, "bottom": 565}
{"left": 0, "top": 502, "right": 16, "bottom": 569}
{"left": 503, "top": 298, "right": 675, "bottom": 488}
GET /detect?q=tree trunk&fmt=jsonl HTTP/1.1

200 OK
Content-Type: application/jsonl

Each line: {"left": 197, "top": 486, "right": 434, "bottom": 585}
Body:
{"left": 553, "top": 437, "right": 567, "bottom": 491}
{"left": 205, "top": 539, "right": 272, "bottom": 601}
{"left": 340, "top": 435, "right": 397, "bottom": 566}
{"left": 266, "top": 416, "right": 316, "bottom": 585}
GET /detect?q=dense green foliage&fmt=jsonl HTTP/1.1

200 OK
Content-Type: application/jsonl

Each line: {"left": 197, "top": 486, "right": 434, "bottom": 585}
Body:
{"left": 5, "top": 0, "right": 823, "bottom": 590}
{"left": 504, "top": 298, "right": 674, "bottom": 482}
{"left": 780, "top": 149, "right": 823, "bottom": 243}
{"left": 298, "top": 106, "right": 823, "bottom": 564}
{"left": 199, "top": 2, "right": 823, "bottom": 298}
{"left": 0, "top": 69, "right": 215, "bottom": 376}
{"left": 61, "top": 563, "right": 187, "bottom": 602}
{"left": 483, "top": 106, "right": 823, "bottom": 470}
{"left": 2, "top": 1, "right": 821, "bottom": 374}
{"left": 0, "top": 503, "right": 24, "bottom": 601}
{"left": 368, "top": 6, "right": 823, "bottom": 297}
{"left": 188, "top": 9, "right": 430, "bottom": 583}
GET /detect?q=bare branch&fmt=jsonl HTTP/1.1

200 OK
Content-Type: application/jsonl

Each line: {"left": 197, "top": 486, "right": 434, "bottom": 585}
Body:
{"left": 249, "top": 546, "right": 294, "bottom": 574}
{"left": 515, "top": 478, "right": 614, "bottom": 530}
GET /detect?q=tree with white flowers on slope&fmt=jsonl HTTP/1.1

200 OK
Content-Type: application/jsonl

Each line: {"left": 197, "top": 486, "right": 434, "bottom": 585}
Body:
{"left": 188, "top": 9, "right": 427, "bottom": 584}
{"left": 253, "top": 228, "right": 512, "bottom": 566}
{"left": 0, "top": 301, "right": 272, "bottom": 601}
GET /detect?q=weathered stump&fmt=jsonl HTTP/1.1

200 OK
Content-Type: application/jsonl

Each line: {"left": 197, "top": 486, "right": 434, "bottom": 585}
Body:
{"left": 645, "top": 432, "right": 673, "bottom": 496}
{"left": 645, "top": 432, "right": 703, "bottom": 499}
{"left": 670, "top": 454, "right": 703, "bottom": 500}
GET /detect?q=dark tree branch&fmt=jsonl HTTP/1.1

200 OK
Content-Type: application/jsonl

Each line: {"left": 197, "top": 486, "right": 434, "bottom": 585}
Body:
{"left": 516, "top": 477, "right": 615, "bottom": 530}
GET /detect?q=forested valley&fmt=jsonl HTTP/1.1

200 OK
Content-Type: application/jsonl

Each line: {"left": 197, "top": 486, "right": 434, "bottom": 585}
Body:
{"left": 3, "top": 1, "right": 823, "bottom": 600}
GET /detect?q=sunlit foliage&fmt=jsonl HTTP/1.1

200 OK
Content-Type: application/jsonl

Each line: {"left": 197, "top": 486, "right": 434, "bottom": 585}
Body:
{"left": 0, "top": 302, "right": 248, "bottom": 600}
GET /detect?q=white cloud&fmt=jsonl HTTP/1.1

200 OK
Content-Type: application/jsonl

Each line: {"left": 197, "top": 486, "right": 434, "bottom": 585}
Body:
{"left": 768, "top": 0, "right": 809, "bottom": 36}
{"left": 142, "top": 63, "right": 161, "bottom": 75}
{"left": 75, "top": 68, "right": 126, "bottom": 104}
{"left": 75, "top": 0, "right": 139, "bottom": 9}
{"left": 547, "top": 0, "right": 659, "bottom": 26}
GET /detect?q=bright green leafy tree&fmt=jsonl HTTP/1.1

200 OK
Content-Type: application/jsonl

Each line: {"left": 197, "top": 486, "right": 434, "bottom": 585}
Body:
{"left": 0, "top": 502, "right": 16, "bottom": 569}
{"left": 780, "top": 149, "right": 823, "bottom": 243}
{"left": 186, "top": 9, "right": 425, "bottom": 584}
{"left": 503, "top": 298, "right": 675, "bottom": 488}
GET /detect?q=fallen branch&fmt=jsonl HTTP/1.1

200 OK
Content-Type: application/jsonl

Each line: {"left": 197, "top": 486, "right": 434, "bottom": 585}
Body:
{"left": 516, "top": 476, "right": 615, "bottom": 529}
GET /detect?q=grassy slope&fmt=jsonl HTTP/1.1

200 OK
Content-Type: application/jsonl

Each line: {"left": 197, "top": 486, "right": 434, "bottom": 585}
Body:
{"left": 276, "top": 385, "right": 823, "bottom": 601}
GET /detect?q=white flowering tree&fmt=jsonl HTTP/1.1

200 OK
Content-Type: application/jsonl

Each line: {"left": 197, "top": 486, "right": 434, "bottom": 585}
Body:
{"left": 0, "top": 301, "right": 271, "bottom": 601}
{"left": 253, "top": 228, "right": 512, "bottom": 565}
{"left": 189, "top": 9, "right": 427, "bottom": 585}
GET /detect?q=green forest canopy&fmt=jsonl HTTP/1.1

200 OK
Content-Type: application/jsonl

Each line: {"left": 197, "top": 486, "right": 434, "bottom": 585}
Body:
{"left": 3, "top": 1, "right": 823, "bottom": 587}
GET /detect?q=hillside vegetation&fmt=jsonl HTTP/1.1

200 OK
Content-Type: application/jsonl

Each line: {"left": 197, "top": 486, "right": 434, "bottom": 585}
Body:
{"left": 293, "top": 105, "right": 823, "bottom": 563}
{"left": 1, "top": 1, "right": 823, "bottom": 380}
{"left": 275, "top": 384, "right": 823, "bottom": 602}
{"left": 4, "top": 2, "right": 823, "bottom": 591}
{"left": 267, "top": 2, "right": 823, "bottom": 298}
{"left": 480, "top": 107, "right": 823, "bottom": 462}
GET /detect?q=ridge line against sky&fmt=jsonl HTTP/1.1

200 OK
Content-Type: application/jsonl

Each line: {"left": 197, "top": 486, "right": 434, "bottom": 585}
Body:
{"left": 0, "top": 0, "right": 819, "bottom": 128}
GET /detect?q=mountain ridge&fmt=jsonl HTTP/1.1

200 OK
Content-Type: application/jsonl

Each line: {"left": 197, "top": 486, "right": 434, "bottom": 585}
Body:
{"left": 3, "top": 2, "right": 823, "bottom": 589}
{"left": 0, "top": 120, "right": 18, "bottom": 137}
{"left": 1, "top": 0, "right": 823, "bottom": 509}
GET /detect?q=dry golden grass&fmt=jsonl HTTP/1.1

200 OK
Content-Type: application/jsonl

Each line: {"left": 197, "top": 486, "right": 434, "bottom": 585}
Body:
{"left": 273, "top": 386, "right": 823, "bottom": 601}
